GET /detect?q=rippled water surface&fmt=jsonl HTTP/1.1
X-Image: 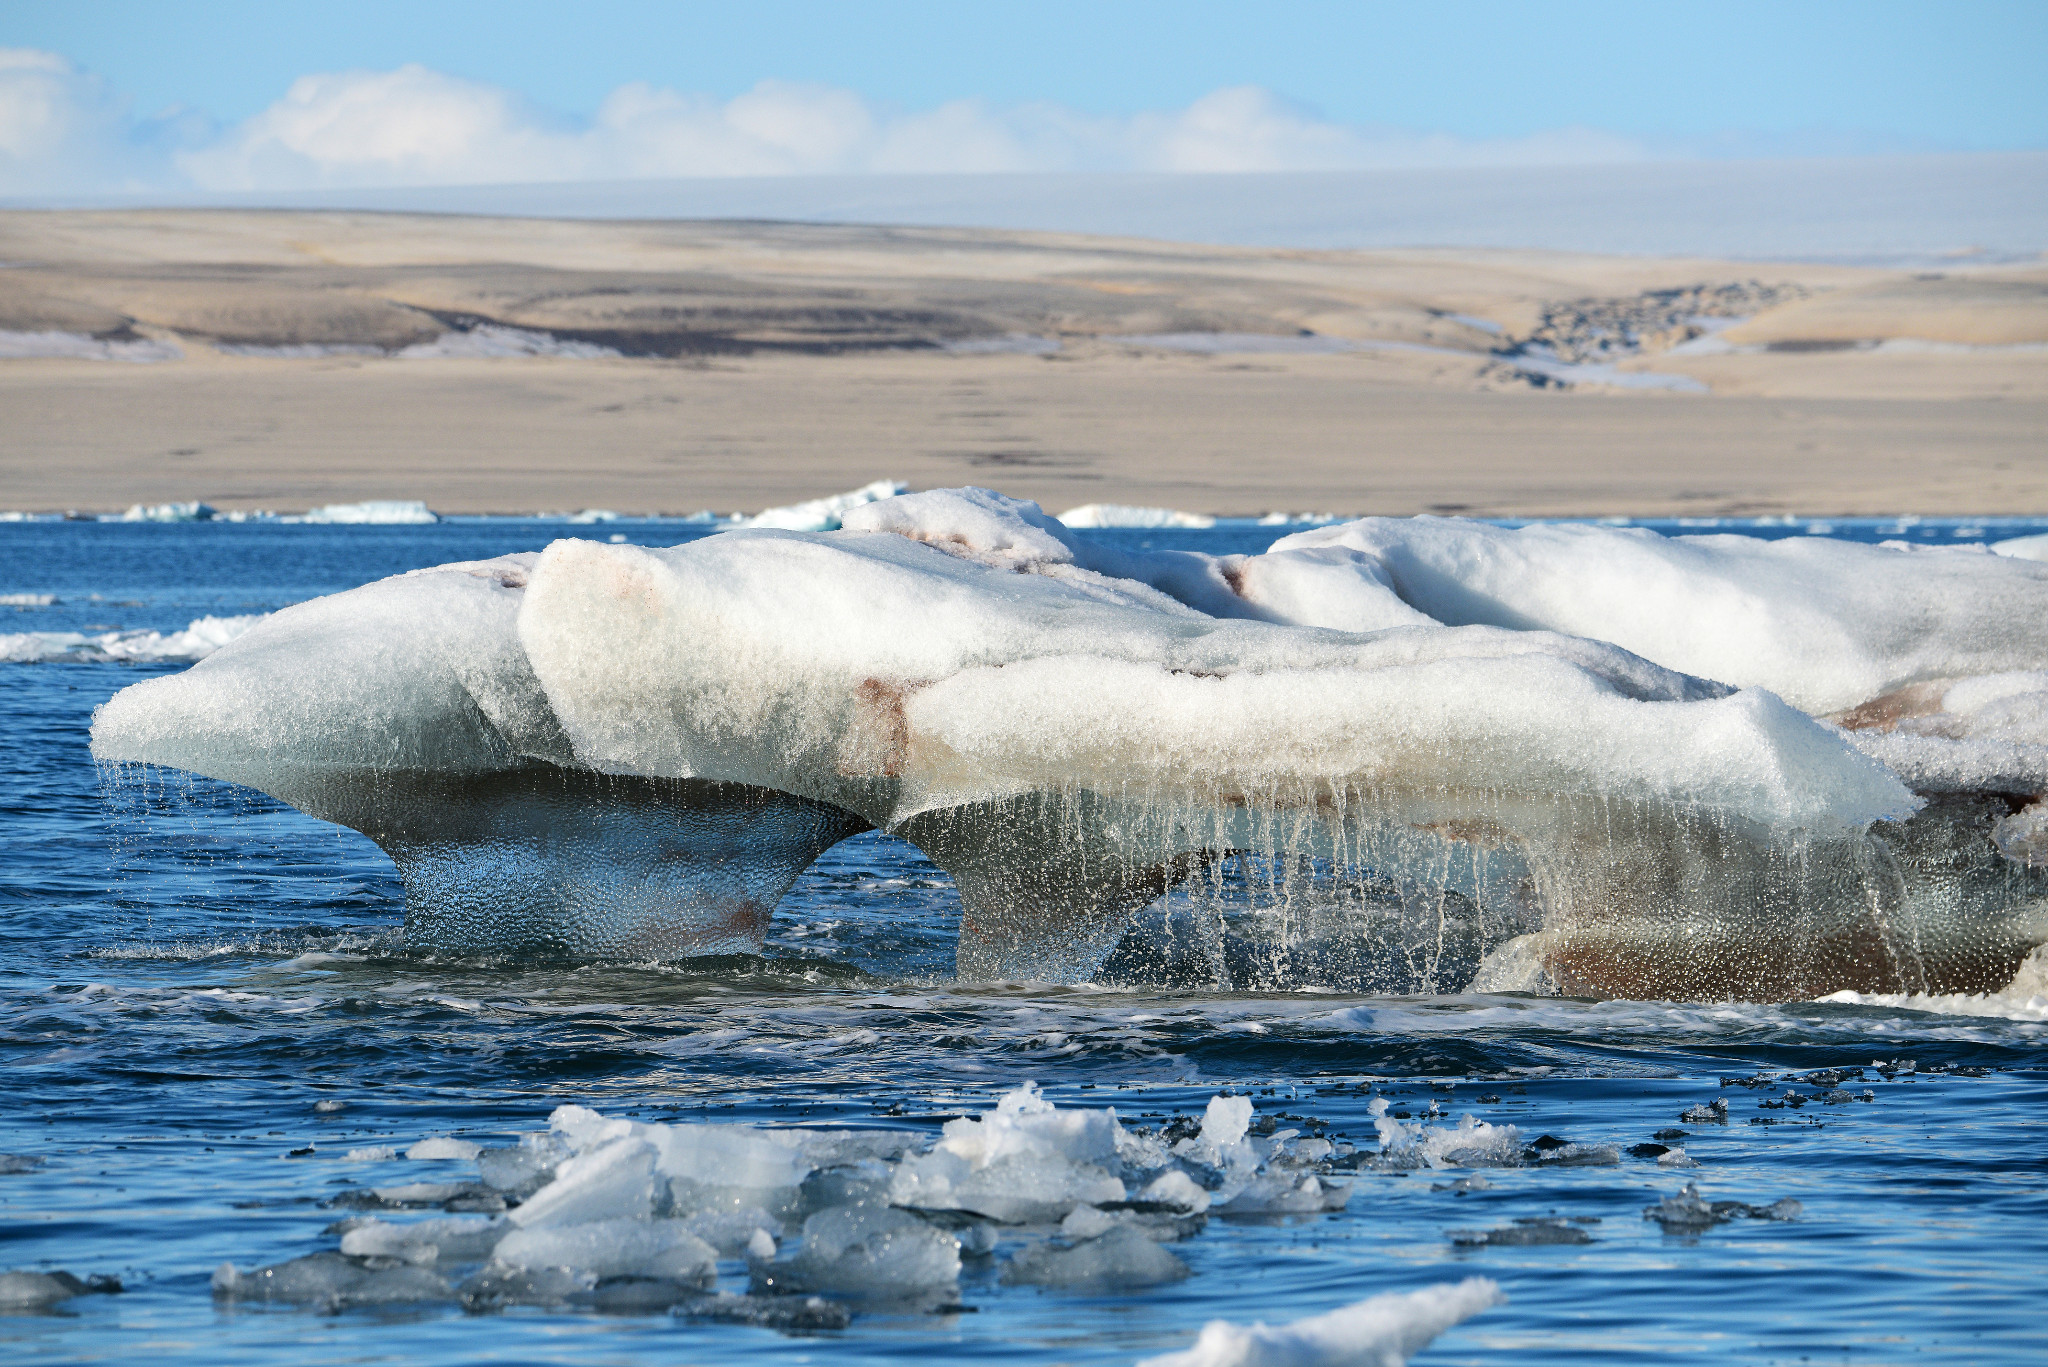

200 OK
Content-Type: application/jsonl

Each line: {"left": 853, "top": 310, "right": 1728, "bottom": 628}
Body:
{"left": 3, "top": 519, "right": 2045, "bottom": 1365}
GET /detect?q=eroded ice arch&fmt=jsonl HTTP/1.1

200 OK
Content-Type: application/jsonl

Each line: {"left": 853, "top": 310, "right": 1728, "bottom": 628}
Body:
{"left": 95, "top": 487, "right": 2021, "bottom": 997}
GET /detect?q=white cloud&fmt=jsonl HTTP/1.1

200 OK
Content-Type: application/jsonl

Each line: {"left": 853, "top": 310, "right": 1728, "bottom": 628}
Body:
{"left": 3, "top": 49, "right": 1655, "bottom": 197}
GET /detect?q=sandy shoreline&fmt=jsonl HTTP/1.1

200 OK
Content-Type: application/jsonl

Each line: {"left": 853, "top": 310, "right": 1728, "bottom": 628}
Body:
{"left": 2, "top": 209, "right": 2043, "bottom": 517}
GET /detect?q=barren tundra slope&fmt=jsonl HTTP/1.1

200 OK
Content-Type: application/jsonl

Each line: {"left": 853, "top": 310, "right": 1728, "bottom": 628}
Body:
{"left": 1, "top": 210, "right": 2043, "bottom": 516}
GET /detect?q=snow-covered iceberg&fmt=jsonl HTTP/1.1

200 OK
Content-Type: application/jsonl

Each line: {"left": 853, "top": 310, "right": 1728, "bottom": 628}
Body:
{"left": 91, "top": 490, "right": 2048, "bottom": 998}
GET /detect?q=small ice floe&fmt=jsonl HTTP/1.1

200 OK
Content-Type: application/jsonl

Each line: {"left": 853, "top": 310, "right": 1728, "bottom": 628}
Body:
{"left": 1643, "top": 1182, "right": 1802, "bottom": 1231}
{"left": 0, "top": 614, "right": 262, "bottom": 665}
{"left": 1138, "top": 1277, "right": 1503, "bottom": 1367}
{"left": 567, "top": 509, "right": 620, "bottom": 524}
{"left": 1449, "top": 1217, "right": 1595, "bottom": 1247}
{"left": 343, "top": 1147, "right": 398, "bottom": 1162}
{"left": 737, "top": 480, "right": 909, "bottom": 532}
{"left": 1056, "top": 503, "right": 1217, "bottom": 529}
{"left": 0, "top": 1155, "right": 46, "bottom": 1174}
{"left": 312, "top": 1099, "right": 347, "bottom": 1114}
{"left": 213, "top": 1253, "right": 450, "bottom": 1311}
{"left": 0, "top": 594, "right": 55, "bottom": 607}
{"left": 290, "top": 500, "right": 438, "bottom": 525}
{"left": 0, "top": 330, "right": 179, "bottom": 362}
{"left": 119, "top": 501, "right": 215, "bottom": 522}
{"left": 1680, "top": 1099, "right": 1730, "bottom": 1124}
{"left": 1522, "top": 1134, "right": 1621, "bottom": 1167}
{"left": 0, "top": 1269, "right": 121, "bottom": 1308}
{"left": 407, "top": 1137, "right": 483, "bottom": 1161}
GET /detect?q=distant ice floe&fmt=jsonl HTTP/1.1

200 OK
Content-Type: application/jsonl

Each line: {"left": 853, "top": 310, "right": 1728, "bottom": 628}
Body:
{"left": 290, "top": 500, "right": 439, "bottom": 525}
{"left": 0, "top": 329, "right": 181, "bottom": 363}
{"left": 1140, "top": 1278, "right": 1504, "bottom": 1367}
{"left": 736, "top": 480, "right": 908, "bottom": 532}
{"left": 1993, "top": 532, "right": 2048, "bottom": 562}
{"left": 1, "top": 614, "right": 262, "bottom": 664}
{"left": 0, "top": 593, "right": 56, "bottom": 607}
{"left": 1057, "top": 503, "right": 1217, "bottom": 530}
{"left": 121, "top": 501, "right": 218, "bottom": 522}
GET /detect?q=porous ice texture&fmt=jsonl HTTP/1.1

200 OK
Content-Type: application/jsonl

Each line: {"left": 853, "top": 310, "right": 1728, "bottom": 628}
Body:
{"left": 92, "top": 486, "right": 2047, "bottom": 998}
{"left": 1267, "top": 517, "right": 2048, "bottom": 717}
{"left": 1138, "top": 1277, "right": 1504, "bottom": 1367}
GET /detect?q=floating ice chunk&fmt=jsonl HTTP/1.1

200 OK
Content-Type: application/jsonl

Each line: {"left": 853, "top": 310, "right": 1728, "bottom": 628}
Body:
{"left": 293, "top": 500, "right": 438, "bottom": 524}
{"left": 1680, "top": 1099, "right": 1729, "bottom": 1124}
{"left": 1656, "top": 1147, "right": 1700, "bottom": 1168}
{"left": 1141, "top": 1170, "right": 1211, "bottom": 1213}
{"left": 1370, "top": 1103, "right": 1524, "bottom": 1170}
{"left": 0, "top": 1155, "right": 46, "bottom": 1174}
{"left": 1449, "top": 1219, "right": 1594, "bottom": 1247}
{"left": 120, "top": 501, "right": 215, "bottom": 522}
{"left": 1644, "top": 1182, "right": 1801, "bottom": 1230}
{"left": 668, "top": 1206, "right": 778, "bottom": 1257}
{"left": 1057, "top": 503, "right": 1217, "bottom": 529}
{"left": 0, "top": 593, "right": 55, "bottom": 607}
{"left": 508, "top": 1136, "right": 660, "bottom": 1229}
{"left": 344, "top": 1146, "right": 399, "bottom": 1162}
{"left": 1139, "top": 1276, "right": 1504, "bottom": 1367}
{"left": 567, "top": 509, "right": 620, "bottom": 524}
{"left": 456, "top": 1261, "right": 593, "bottom": 1308}
{"left": 339, "top": 1216, "right": 505, "bottom": 1264}
{"left": 1219, "top": 1173, "right": 1350, "bottom": 1215}
{"left": 1002, "top": 1225, "right": 1189, "bottom": 1288}
{"left": 0, "top": 1270, "right": 119, "bottom": 1306}
{"left": 739, "top": 480, "right": 909, "bottom": 532}
{"left": 772, "top": 1205, "right": 960, "bottom": 1295}
{"left": 1271, "top": 517, "right": 2048, "bottom": 716}
{"left": 938, "top": 1080, "right": 1122, "bottom": 1170}
{"left": 211, "top": 1252, "right": 451, "bottom": 1308}
{"left": 493, "top": 1218, "right": 717, "bottom": 1283}
{"left": 408, "top": 1136, "right": 483, "bottom": 1161}
{"left": 673, "top": 1289, "right": 852, "bottom": 1329}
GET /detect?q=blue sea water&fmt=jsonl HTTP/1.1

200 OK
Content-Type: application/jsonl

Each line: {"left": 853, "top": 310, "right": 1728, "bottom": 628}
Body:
{"left": 2, "top": 517, "right": 2045, "bottom": 1365}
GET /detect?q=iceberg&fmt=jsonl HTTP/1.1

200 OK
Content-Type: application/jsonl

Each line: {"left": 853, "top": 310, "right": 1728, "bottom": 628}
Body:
{"left": 91, "top": 489, "right": 2047, "bottom": 998}
{"left": 293, "top": 500, "right": 439, "bottom": 525}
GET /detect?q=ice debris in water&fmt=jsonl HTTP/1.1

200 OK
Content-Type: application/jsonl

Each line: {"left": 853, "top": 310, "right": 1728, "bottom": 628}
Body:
{"left": 1681, "top": 1098, "right": 1730, "bottom": 1123}
{"left": 0, "top": 1155, "right": 46, "bottom": 1174}
{"left": 343, "top": 1146, "right": 398, "bottom": 1162}
{"left": 213, "top": 1084, "right": 1360, "bottom": 1318}
{"left": 407, "top": 1137, "right": 482, "bottom": 1161}
{"left": 0, "top": 1270, "right": 121, "bottom": 1307}
{"left": 90, "top": 484, "right": 2048, "bottom": 1000}
{"left": 1138, "top": 1276, "right": 1504, "bottom": 1367}
{"left": 1643, "top": 1183, "right": 1802, "bottom": 1231}
{"left": 1448, "top": 1217, "right": 1595, "bottom": 1247}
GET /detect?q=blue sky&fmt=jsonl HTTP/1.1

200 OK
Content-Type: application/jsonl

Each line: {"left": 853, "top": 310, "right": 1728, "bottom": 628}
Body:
{"left": 2, "top": 1, "right": 2043, "bottom": 194}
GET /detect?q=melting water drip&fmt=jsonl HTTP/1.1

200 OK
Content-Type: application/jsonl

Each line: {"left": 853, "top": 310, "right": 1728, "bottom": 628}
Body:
{"left": 97, "top": 760, "right": 2048, "bottom": 1001}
